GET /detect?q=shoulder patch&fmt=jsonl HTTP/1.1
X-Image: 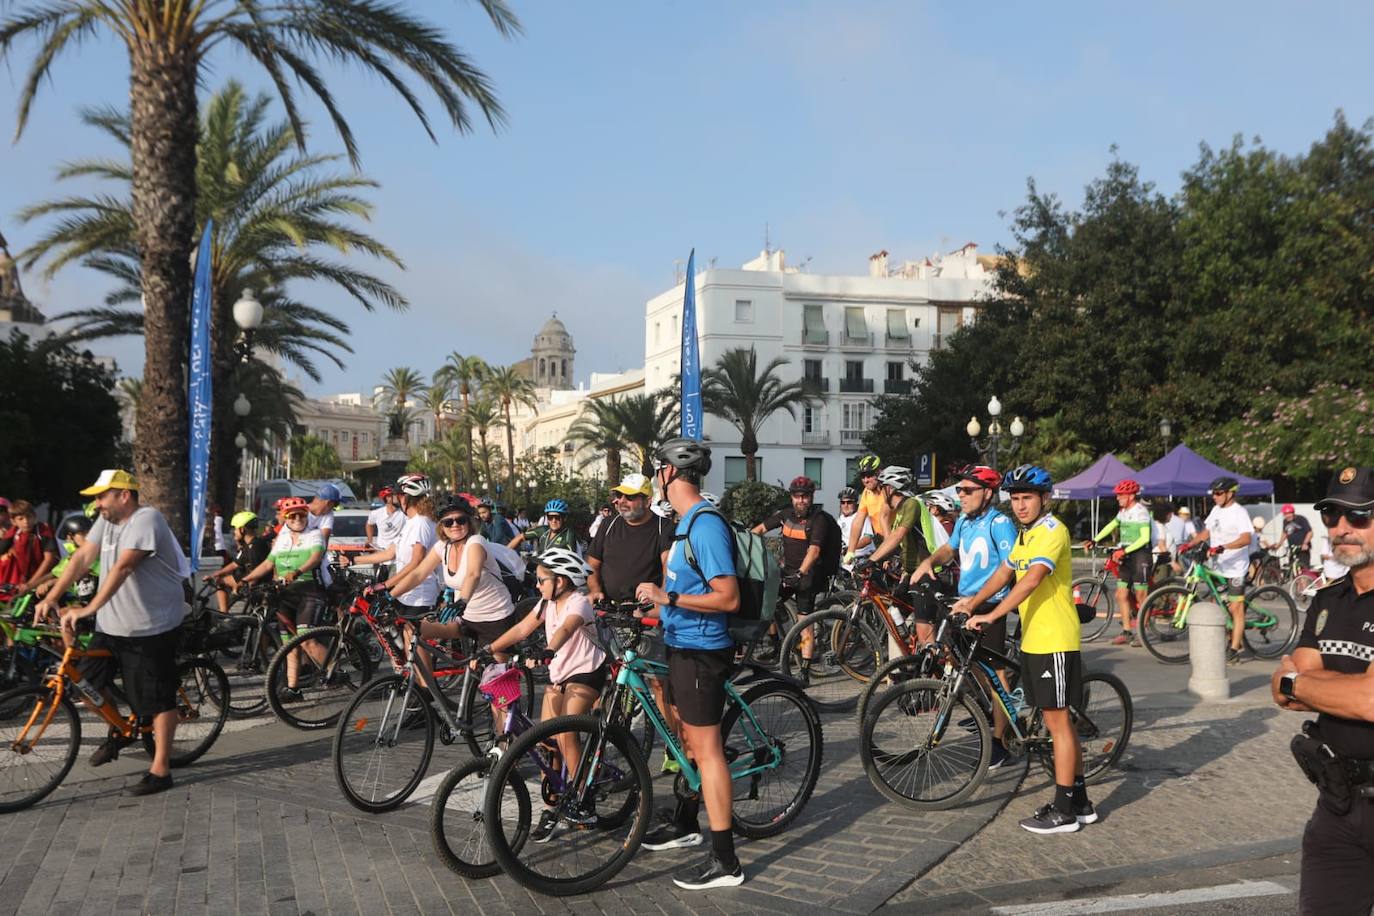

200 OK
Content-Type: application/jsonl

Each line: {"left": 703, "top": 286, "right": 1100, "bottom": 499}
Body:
{"left": 1315, "top": 608, "right": 1329, "bottom": 636}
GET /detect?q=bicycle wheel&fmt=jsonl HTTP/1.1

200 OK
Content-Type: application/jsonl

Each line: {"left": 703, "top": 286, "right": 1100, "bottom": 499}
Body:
{"left": 1136, "top": 585, "right": 1194, "bottom": 664}
{"left": 1291, "top": 572, "right": 1320, "bottom": 612}
{"left": 141, "top": 657, "right": 231, "bottom": 767}
{"left": 484, "top": 714, "right": 652, "bottom": 897}
{"left": 855, "top": 650, "right": 939, "bottom": 730}
{"left": 458, "top": 664, "right": 536, "bottom": 756}
{"left": 779, "top": 609, "right": 861, "bottom": 712}
{"left": 430, "top": 755, "right": 531, "bottom": 879}
{"left": 0, "top": 686, "right": 81, "bottom": 813}
{"left": 830, "top": 612, "right": 886, "bottom": 683}
{"left": 1032, "top": 671, "right": 1133, "bottom": 783}
{"left": 333, "top": 674, "right": 435, "bottom": 813}
{"left": 224, "top": 624, "right": 274, "bottom": 718}
{"left": 860, "top": 677, "right": 991, "bottom": 810}
{"left": 1243, "top": 586, "right": 1300, "bottom": 659}
{"left": 721, "top": 680, "right": 823, "bottom": 838}
{"left": 1072, "top": 576, "right": 1115, "bottom": 642}
{"left": 266, "top": 629, "right": 374, "bottom": 730}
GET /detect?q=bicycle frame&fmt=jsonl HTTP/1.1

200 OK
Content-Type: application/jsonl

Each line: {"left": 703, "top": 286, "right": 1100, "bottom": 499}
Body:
{"left": 1154, "top": 560, "right": 1278, "bottom": 634}
{"left": 855, "top": 569, "right": 919, "bottom": 655}
{"left": 10, "top": 645, "right": 145, "bottom": 753}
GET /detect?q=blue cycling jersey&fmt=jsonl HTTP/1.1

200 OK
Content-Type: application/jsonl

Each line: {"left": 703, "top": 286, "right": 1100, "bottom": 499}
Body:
{"left": 951, "top": 508, "right": 1016, "bottom": 600}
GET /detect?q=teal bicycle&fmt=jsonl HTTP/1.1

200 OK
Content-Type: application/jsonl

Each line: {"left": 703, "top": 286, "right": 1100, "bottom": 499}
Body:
{"left": 480, "top": 610, "right": 824, "bottom": 896}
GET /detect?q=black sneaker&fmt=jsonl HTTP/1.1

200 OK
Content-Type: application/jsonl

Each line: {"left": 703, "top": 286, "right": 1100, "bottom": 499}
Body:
{"left": 532, "top": 806, "right": 595, "bottom": 844}
{"left": 754, "top": 641, "right": 779, "bottom": 664}
{"left": 1227, "top": 647, "right": 1246, "bottom": 665}
{"left": 986, "top": 741, "right": 1010, "bottom": 771}
{"left": 89, "top": 732, "right": 133, "bottom": 767}
{"left": 127, "top": 772, "right": 174, "bottom": 797}
{"left": 641, "top": 817, "right": 703, "bottom": 851}
{"left": 1019, "top": 803, "right": 1081, "bottom": 835}
{"left": 1074, "top": 800, "right": 1098, "bottom": 825}
{"left": 278, "top": 686, "right": 305, "bottom": 703}
{"left": 672, "top": 853, "right": 744, "bottom": 890}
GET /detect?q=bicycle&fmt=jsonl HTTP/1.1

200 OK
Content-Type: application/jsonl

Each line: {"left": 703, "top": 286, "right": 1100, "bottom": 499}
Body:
{"left": 480, "top": 609, "right": 824, "bottom": 896}
{"left": 1072, "top": 546, "right": 1176, "bottom": 642}
{"left": 0, "top": 636, "right": 230, "bottom": 812}
{"left": 1291, "top": 563, "right": 1333, "bottom": 612}
{"left": 860, "top": 612, "right": 1131, "bottom": 810}
{"left": 1136, "top": 546, "right": 1300, "bottom": 664}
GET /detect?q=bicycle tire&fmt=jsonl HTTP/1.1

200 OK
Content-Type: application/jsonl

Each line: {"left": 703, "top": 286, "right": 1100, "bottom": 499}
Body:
{"left": 855, "top": 650, "right": 939, "bottom": 730}
{"left": 224, "top": 623, "right": 274, "bottom": 718}
{"left": 333, "top": 673, "right": 436, "bottom": 813}
{"left": 0, "top": 685, "right": 81, "bottom": 813}
{"left": 140, "top": 657, "right": 230, "bottom": 767}
{"left": 484, "top": 714, "right": 652, "bottom": 896}
{"left": 721, "top": 680, "right": 823, "bottom": 838}
{"left": 265, "top": 628, "right": 374, "bottom": 730}
{"left": 779, "top": 609, "right": 862, "bottom": 712}
{"left": 1072, "top": 576, "right": 1115, "bottom": 642}
{"left": 1136, "top": 585, "right": 1194, "bottom": 664}
{"left": 1291, "top": 572, "right": 1319, "bottom": 613}
{"left": 430, "top": 755, "right": 531, "bottom": 879}
{"left": 829, "top": 612, "right": 887, "bottom": 684}
{"left": 1243, "top": 586, "right": 1300, "bottom": 659}
{"left": 458, "top": 663, "right": 536, "bottom": 756}
{"left": 1032, "top": 671, "right": 1133, "bottom": 783}
{"left": 860, "top": 677, "right": 991, "bottom": 810}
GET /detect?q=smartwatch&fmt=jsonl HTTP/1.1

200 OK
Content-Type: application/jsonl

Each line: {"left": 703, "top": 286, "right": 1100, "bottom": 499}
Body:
{"left": 667, "top": 591, "right": 680, "bottom": 608}
{"left": 1280, "top": 671, "right": 1300, "bottom": 699}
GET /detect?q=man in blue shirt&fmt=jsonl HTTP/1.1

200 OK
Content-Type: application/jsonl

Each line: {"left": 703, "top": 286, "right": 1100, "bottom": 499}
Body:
{"left": 635, "top": 438, "right": 743, "bottom": 891}
{"left": 912, "top": 464, "right": 1017, "bottom": 768}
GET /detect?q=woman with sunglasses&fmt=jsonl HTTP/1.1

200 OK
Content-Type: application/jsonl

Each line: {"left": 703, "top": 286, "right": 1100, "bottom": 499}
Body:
{"left": 339, "top": 474, "right": 439, "bottom": 613}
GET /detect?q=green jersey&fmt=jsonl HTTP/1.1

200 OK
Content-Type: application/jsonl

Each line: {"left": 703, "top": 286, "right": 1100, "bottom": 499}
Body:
{"left": 1093, "top": 503, "right": 1152, "bottom": 553}
{"left": 268, "top": 528, "right": 325, "bottom": 581}
{"left": 525, "top": 524, "right": 577, "bottom": 554}
{"left": 891, "top": 496, "right": 939, "bottom": 573}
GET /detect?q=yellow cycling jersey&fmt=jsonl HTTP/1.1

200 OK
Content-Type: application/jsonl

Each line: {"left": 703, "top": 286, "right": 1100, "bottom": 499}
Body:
{"left": 859, "top": 487, "right": 889, "bottom": 537}
{"left": 1006, "top": 513, "right": 1080, "bottom": 654}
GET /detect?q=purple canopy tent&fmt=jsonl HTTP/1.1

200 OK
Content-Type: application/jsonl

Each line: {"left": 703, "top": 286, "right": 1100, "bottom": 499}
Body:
{"left": 1051, "top": 454, "right": 1139, "bottom": 538}
{"left": 1135, "top": 445, "right": 1273, "bottom": 499}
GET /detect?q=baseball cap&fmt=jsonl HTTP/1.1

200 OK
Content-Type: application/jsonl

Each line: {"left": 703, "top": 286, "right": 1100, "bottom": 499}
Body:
{"left": 1315, "top": 466, "right": 1374, "bottom": 511}
{"left": 1177, "top": 506, "right": 1191, "bottom": 517}
{"left": 611, "top": 473, "right": 653, "bottom": 497}
{"left": 79, "top": 469, "right": 140, "bottom": 496}
{"left": 316, "top": 483, "right": 342, "bottom": 502}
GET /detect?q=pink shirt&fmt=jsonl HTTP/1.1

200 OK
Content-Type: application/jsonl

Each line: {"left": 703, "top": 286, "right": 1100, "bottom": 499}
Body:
{"left": 540, "top": 592, "right": 605, "bottom": 685}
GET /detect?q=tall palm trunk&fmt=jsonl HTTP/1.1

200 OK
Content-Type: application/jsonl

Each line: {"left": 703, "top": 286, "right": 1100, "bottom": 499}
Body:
{"left": 130, "top": 48, "right": 199, "bottom": 539}
{"left": 502, "top": 399, "right": 517, "bottom": 493}
{"left": 462, "top": 385, "right": 475, "bottom": 478}
{"left": 606, "top": 450, "right": 621, "bottom": 485}
{"left": 476, "top": 426, "right": 493, "bottom": 492}
{"left": 742, "top": 431, "right": 759, "bottom": 481}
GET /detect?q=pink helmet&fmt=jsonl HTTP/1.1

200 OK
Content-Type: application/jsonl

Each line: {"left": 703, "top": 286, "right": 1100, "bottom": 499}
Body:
{"left": 1281, "top": 503, "right": 1295, "bottom": 514}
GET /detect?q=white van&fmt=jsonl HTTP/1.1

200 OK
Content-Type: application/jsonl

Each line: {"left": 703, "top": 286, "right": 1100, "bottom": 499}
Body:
{"left": 250, "top": 478, "right": 359, "bottom": 518}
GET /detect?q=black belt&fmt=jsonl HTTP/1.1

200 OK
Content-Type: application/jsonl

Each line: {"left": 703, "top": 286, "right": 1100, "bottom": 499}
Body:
{"left": 1344, "top": 758, "right": 1374, "bottom": 787}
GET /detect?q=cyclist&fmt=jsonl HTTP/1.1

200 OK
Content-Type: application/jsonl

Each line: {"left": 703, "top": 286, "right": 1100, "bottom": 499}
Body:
{"left": 857, "top": 466, "right": 941, "bottom": 649}
{"left": 837, "top": 487, "right": 875, "bottom": 571}
{"left": 31, "top": 514, "right": 99, "bottom": 604}
{"left": 912, "top": 464, "right": 1017, "bottom": 766}
{"left": 752, "top": 476, "right": 832, "bottom": 666}
{"left": 1165, "top": 506, "right": 1197, "bottom": 575}
{"left": 508, "top": 498, "right": 578, "bottom": 553}
{"left": 308, "top": 483, "right": 341, "bottom": 546}
{"left": 208, "top": 511, "right": 271, "bottom": 613}
{"left": 0, "top": 499, "right": 58, "bottom": 590}
{"left": 1277, "top": 503, "right": 1313, "bottom": 570}
{"left": 340, "top": 474, "right": 439, "bottom": 613}
{"left": 365, "top": 485, "right": 404, "bottom": 553}
{"left": 845, "top": 453, "right": 888, "bottom": 564}
{"left": 476, "top": 497, "right": 517, "bottom": 545}
{"left": 635, "top": 438, "right": 745, "bottom": 890}
{"left": 482, "top": 547, "right": 607, "bottom": 840}
{"left": 1085, "top": 479, "right": 1153, "bottom": 646}
{"left": 1182, "top": 476, "right": 1252, "bottom": 661}
{"left": 923, "top": 490, "right": 958, "bottom": 541}
{"left": 956, "top": 464, "right": 1094, "bottom": 834}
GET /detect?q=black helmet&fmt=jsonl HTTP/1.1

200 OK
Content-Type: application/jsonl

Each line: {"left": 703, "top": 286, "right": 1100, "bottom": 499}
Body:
{"left": 437, "top": 499, "right": 473, "bottom": 519}
{"left": 60, "top": 515, "right": 92, "bottom": 539}
{"left": 1208, "top": 476, "right": 1239, "bottom": 493}
{"left": 654, "top": 437, "right": 712, "bottom": 475}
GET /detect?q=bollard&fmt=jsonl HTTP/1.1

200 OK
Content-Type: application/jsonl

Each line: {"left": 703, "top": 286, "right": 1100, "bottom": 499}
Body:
{"left": 1187, "top": 601, "right": 1230, "bottom": 700}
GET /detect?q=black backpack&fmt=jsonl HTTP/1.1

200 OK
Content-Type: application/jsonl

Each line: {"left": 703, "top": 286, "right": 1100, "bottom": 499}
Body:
{"left": 813, "top": 509, "right": 843, "bottom": 579}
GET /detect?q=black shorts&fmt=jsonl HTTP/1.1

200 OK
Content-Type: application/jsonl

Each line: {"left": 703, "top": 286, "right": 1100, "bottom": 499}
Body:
{"left": 278, "top": 583, "right": 326, "bottom": 628}
{"left": 781, "top": 574, "right": 819, "bottom": 617}
{"left": 1117, "top": 550, "right": 1153, "bottom": 589}
{"left": 460, "top": 613, "right": 518, "bottom": 646}
{"left": 79, "top": 629, "right": 183, "bottom": 719}
{"left": 555, "top": 665, "right": 608, "bottom": 693}
{"left": 1021, "top": 650, "right": 1083, "bottom": 711}
{"left": 664, "top": 646, "right": 734, "bottom": 727}
{"left": 973, "top": 602, "right": 1009, "bottom": 666}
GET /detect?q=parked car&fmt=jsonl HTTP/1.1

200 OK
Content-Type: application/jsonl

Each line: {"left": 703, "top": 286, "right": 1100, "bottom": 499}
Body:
{"left": 250, "top": 478, "right": 358, "bottom": 519}
{"left": 327, "top": 509, "right": 371, "bottom": 550}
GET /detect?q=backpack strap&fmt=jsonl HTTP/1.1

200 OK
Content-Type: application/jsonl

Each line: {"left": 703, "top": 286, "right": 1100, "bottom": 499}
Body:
{"left": 680, "top": 504, "right": 738, "bottom": 583}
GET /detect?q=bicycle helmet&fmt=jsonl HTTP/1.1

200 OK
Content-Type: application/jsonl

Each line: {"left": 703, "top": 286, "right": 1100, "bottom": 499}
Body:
{"left": 700, "top": 491, "right": 722, "bottom": 508}
{"left": 652, "top": 498, "right": 675, "bottom": 518}
{"left": 543, "top": 498, "right": 570, "bottom": 516}
{"left": 1002, "top": 464, "right": 1053, "bottom": 493}
{"left": 877, "top": 466, "right": 913, "bottom": 491}
{"left": 396, "top": 473, "right": 431, "bottom": 497}
{"left": 279, "top": 496, "right": 310, "bottom": 515}
{"left": 1113, "top": 479, "right": 1141, "bottom": 497}
{"left": 316, "top": 483, "right": 342, "bottom": 502}
{"left": 653, "top": 437, "right": 713, "bottom": 474}
{"left": 922, "top": 490, "right": 957, "bottom": 513}
{"left": 229, "top": 510, "right": 258, "bottom": 530}
{"left": 1253, "top": 516, "right": 1266, "bottom": 530}
{"left": 837, "top": 486, "right": 859, "bottom": 502}
{"left": 437, "top": 499, "right": 472, "bottom": 520}
{"left": 1281, "top": 503, "right": 1295, "bottom": 514}
{"left": 59, "top": 515, "right": 92, "bottom": 539}
{"left": 857, "top": 454, "right": 882, "bottom": 474}
{"left": 1209, "top": 476, "right": 1239, "bottom": 493}
{"left": 788, "top": 476, "right": 816, "bottom": 495}
{"left": 535, "top": 547, "right": 590, "bottom": 588}
{"left": 478, "top": 496, "right": 494, "bottom": 508}
{"left": 960, "top": 465, "right": 1002, "bottom": 490}
{"left": 74, "top": 575, "right": 98, "bottom": 601}
{"left": 377, "top": 485, "right": 394, "bottom": 499}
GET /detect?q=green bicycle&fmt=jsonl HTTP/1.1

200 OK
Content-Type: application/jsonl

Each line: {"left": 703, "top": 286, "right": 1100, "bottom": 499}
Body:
{"left": 1136, "top": 546, "right": 1299, "bottom": 664}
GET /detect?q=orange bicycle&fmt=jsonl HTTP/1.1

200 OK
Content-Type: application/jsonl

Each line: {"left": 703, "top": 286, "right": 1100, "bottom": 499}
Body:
{"left": 0, "top": 637, "right": 229, "bottom": 812}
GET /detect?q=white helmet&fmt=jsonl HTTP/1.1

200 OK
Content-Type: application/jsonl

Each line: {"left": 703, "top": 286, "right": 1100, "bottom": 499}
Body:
{"left": 700, "top": 491, "right": 721, "bottom": 509}
{"left": 877, "top": 466, "right": 912, "bottom": 491}
{"left": 923, "top": 490, "right": 957, "bottom": 513}
{"left": 396, "top": 473, "right": 431, "bottom": 497}
{"left": 535, "top": 547, "right": 589, "bottom": 588}
{"left": 652, "top": 499, "right": 675, "bottom": 518}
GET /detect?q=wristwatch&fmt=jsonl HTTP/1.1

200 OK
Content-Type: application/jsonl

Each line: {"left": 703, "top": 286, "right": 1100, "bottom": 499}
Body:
{"left": 1280, "top": 671, "right": 1300, "bottom": 699}
{"left": 667, "top": 591, "right": 680, "bottom": 607}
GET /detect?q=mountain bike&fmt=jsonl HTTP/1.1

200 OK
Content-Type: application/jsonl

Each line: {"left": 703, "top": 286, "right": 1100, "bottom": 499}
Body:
{"left": 1072, "top": 546, "right": 1177, "bottom": 642}
{"left": 1136, "top": 547, "right": 1300, "bottom": 664}
{"left": 860, "top": 613, "right": 1131, "bottom": 811}
{"left": 480, "top": 610, "right": 824, "bottom": 896}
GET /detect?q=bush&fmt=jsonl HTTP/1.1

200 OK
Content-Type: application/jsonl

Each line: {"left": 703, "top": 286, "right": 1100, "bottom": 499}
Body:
{"left": 721, "top": 480, "right": 788, "bottom": 527}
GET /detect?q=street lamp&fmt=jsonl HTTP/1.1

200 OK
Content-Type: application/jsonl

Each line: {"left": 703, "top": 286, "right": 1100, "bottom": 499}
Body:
{"left": 234, "top": 432, "right": 248, "bottom": 449}
{"left": 233, "top": 393, "right": 252, "bottom": 417}
{"left": 1159, "top": 417, "right": 1173, "bottom": 455}
{"left": 967, "top": 395, "right": 1024, "bottom": 469}
{"left": 232, "top": 288, "right": 264, "bottom": 363}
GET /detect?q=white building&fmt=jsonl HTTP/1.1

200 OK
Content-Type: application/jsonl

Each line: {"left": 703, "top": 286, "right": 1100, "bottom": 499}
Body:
{"left": 297, "top": 394, "right": 388, "bottom": 473}
{"left": 643, "top": 245, "right": 996, "bottom": 497}
{"left": 517, "top": 369, "right": 646, "bottom": 474}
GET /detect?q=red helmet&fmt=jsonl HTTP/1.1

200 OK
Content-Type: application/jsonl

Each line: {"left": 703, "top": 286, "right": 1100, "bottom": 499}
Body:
{"left": 377, "top": 486, "right": 394, "bottom": 499}
{"left": 1281, "top": 503, "right": 1295, "bottom": 514}
{"left": 278, "top": 497, "right": 309, "bottom": 515}
{"left": 1113, "top": 479, "right": 1141, "bottom": 497}
{"left": 960, "top": 466, "right": 1002, "bottom": 490}
{"left": 788, "top": 476, "right": 816, "bottom": 495}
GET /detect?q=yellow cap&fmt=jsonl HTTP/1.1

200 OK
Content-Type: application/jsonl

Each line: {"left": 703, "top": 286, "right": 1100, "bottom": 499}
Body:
{"left": 79, "top": 469, "right": 140, "bottom": 496}
{"left": 610, "top": 473, "right": 653, "bottom": 497}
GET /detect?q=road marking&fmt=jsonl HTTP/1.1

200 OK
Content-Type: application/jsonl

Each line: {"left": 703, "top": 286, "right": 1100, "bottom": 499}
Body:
{"left": 991, "top": 880, "right": 1291, "bottom": 914}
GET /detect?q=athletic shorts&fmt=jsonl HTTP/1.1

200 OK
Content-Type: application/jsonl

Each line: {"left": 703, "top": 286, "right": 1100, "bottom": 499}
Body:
{"left": 460, "top": 612, "right": 519, "bottom": 647}
{"left": 79, "top": 628, "right": 183, "bottom": 719}
{"left": 972, "top": 602, "right": 1009, "bottom": 667}
{"left": 555, "top": 664, "right": 608, "bottom": 693}
{"left": 1116, "top": 550, "right": 1153, "bottom": 589}
{"left": 1020, "top": 650, "right": 1083, "bottom": 711}
{"left": 278, "top": 583, "right": 326, "bottom": 628}
{"left": 664, "top": 646, "right": 735, "bottom": 727}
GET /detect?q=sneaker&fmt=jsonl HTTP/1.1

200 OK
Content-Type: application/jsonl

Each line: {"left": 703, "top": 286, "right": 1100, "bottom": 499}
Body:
{"left": 1110, "top": 633, "right": 1133, "bottom": 646}
{"left": 89, "top": 732, "right": 133, "bottom": 767}
{"left": 987, "top": 742, "right": 1010, "bottom": 771}
{"left": 1074, "top": 800, "right": 1098, "bottom": 825}
{"left": 672, "top": 852, "right": 744, "bottom": 890}
{"left": 660, "top": 752, "right": 681, "bottom": 775}
{"left": 1019, "top": 803, "right": 1081, "bottom": 835}
{"left": 532, "top": 806, "right": 595, "bottom": 844}
{"left": 127, "top": 772, "right": 174, "bottom": 797}
{"left": 642, "top": 817, "right": 703, "bottom": 851}
{"left": 754, "top": 641, "right": 779, "bottom": 664}
{"left": 1227, "top": 647, "right": 1246, "bottom": 665}
{"left": 278, "top": 686, "right": 305, "bottom": 703}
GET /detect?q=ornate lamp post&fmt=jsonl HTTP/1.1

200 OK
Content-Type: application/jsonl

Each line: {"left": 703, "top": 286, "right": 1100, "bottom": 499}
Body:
{"left": 966, "top": 396, "right": 1025, "bottom": 470}
{"left": 1159, "top": 417, "right": 1173, "bottom": 456}
{"left": 232, "top": 289, "right": 264, "bottom": 362}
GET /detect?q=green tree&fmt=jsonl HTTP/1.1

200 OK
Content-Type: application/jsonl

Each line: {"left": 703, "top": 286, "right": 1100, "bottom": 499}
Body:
{"left": 484, "top": 364, "right": 538, "bottom": 492}
{"left": 0, "top": 334, "right": 123, "bottom": 510}
{"left": 378, "top": 366, "right": 425, "bottom": 443}
{"left": 609, "top": 391, "right": 678, "bottom": 475}
{"left": 1, "top": 0, "right": 518, "bottom": 537}
{"left": 721, "top": 480, "right": 789, "bottom": 528}
{"left": 567, "top": 398, "right": 626, "bottom": 483}
{"left": 702, "top": 347, "right": 814, "bottom": 481}
{"left": 434, "top": 352, "right": 489, "bottom": 481}
{"left": 424, "top": 375, "right": 456, "bottom": 441}
{"left": 463, "top": 395, "right": 502, "bottom": 493}
{"left": 290, "top": 434, "right": 343, "bottom": 479}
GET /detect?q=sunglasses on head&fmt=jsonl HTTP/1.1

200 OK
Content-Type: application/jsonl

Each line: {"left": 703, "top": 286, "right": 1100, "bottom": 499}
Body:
{"left": 439, "top": 516, "right": 470, "bottom": 528}
{"left": 1321, "top": 506, "right": 1374, "bottom": 529}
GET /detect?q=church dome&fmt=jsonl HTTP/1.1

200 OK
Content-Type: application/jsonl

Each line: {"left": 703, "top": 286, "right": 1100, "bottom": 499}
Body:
{"left": 538, "top": 315, "right": 569, "bottom": 338}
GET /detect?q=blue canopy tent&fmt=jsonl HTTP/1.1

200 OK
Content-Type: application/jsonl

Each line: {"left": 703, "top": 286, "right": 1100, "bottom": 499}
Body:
{"left": 1051, "top": 454, "right": 1139, "bottom": 537}
{"left": 1135, "top": 445, "right": 1273, "bottom": 499}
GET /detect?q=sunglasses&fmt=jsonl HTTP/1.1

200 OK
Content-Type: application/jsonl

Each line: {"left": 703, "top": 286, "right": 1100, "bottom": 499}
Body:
{"left": 547, "top": 514, "right": 564, "bottom": 521}
{"left": 613, "top": 491, "right": 645, "bottom": 500}
{"left": 839, "top": 499, "right": 857, "bottom": 505}
{"left": 954, "top": 486, "right": 982, "bottom": 496}
{"left": 1210, "top": 490, "right": 1230, "bottom": 497}
{"left": 284, "top": 512, "right": 307, "bottom": 522}
{"left": 536, "top": 575, "right": 557, "bottom": 585}
{"left": 440, "top": 516, "right": 470, "bottom": 528}
{"left": 1321, "top": 507, "right": 1374, "bottom": 529}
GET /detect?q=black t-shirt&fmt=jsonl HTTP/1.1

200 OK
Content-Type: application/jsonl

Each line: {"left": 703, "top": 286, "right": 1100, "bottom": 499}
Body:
{"left": 1297, "top": 576, "right": 1374, "bottom": 758}
{"left": 588, "top": 514, "right": 674, "bottom": 601}
{"left": 1284, "top": 517, "right": 1312, "bottom": 549}
{"left": 760, "top": 508, "right": 827, "bottom": 573}
{"left": 234, "top": 536, "right": 273, "bottom": 572}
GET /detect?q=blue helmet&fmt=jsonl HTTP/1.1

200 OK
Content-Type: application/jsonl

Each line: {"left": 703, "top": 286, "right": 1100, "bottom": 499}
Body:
{"left": 1002, "top": 464, "right": 1053, "bottom": 493}
{"left": 544, "top": 498, "right": 570, "bottom": 516}
{"left": 316, "top": 483, "right": 342, "bottom": 502}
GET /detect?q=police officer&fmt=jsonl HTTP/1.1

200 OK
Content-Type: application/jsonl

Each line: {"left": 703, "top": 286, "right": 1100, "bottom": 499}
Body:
{"left": 1273, "top": 465, "right": 1374, "bottom": 914}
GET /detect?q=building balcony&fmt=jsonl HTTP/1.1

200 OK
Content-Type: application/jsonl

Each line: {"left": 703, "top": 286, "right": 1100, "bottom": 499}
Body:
{"left": 801, "top": 431, "right": 830, "bottom": 446}
{"left": 883, "top": 378, "right": 913, "bottom": 395}
{"left": 839, "top": 378, "right": 874, "bottom": 394}
{"left": 884, "top": 333, "right": 913, "bottom": 349}
{"left": 801, "top": 330, "right": 829, "bottom": 348}
{"left": 803, "top": 377, "right": 829, "bottom": 393}
{"left": 840, "top": 429, "right": 866, "bottom": 445}
{"left": 840, "top": 332, "right": 874, "bottom": 349}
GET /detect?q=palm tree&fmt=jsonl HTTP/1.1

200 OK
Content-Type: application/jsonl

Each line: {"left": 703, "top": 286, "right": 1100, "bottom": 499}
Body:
{"left": 610, "top": 391, "right": 678, "bottom": 475}
{"left": 464, "top": 395, "right": 503, "bottom": 493}
{"left": 378, "top": 366, "right": 425, "bottom": 442}
{"left": 424, "top": 375, "right": 456, "bottom": 439}
{"left": 431, "top": 427, "right": 469, "bottom": 494}
{"left": 484, "top": 364, "right": 539, "bottom": 492}
{"left": 567, "top": 398, "right": 626, "bottom": 483}
{"left": 1, "top": 1, "right": 519, "bottom": 536}
{"left": 702, "top": 347, "right": 816, "bottom": 481}
{"left": 435, "top": 352, "right": 489, "bottom": 475}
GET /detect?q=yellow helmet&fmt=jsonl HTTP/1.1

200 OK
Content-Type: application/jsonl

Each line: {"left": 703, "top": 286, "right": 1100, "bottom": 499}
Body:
{"left": 229, "top": 510, "right": 258, "bottom": 529}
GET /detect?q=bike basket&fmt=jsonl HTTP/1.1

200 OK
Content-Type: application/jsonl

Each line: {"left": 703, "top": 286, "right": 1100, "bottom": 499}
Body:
{"left": 480, "top": 667, "right": 524, "bottom": 707}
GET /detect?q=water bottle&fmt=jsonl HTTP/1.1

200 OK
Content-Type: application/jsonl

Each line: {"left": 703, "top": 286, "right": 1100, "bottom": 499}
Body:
{"left": 888, "top": 605, "right": 905, "bottom": 627}
{"left": 74, "top": 677, "right": 104, "bottom": 707}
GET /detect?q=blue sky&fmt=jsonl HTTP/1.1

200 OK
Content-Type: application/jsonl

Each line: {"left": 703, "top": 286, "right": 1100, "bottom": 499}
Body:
{"left": 4, "top": 0, "right": 1373, "bottom": 395}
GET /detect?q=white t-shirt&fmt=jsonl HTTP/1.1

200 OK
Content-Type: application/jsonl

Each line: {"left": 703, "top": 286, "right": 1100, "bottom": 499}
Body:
{"left": 838, "top": 511, "right": 875, "bottom": 566}
{"left": 307, "top": 510, "right": 336, "bottom": 586}
{"left": 1204, "top": 502, "right": 1253, "bottom": 579}
{"left": 436, "top": 534, "right": 513, "bottom": 622}
{"left": 212, "top": 514, "right": 226, "bottom": 552}
{"left": 394, "top": 514, "right": 438, "bottom": 607}
{"left": 367, "top": 505, "right": 405, "bottom": 550}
